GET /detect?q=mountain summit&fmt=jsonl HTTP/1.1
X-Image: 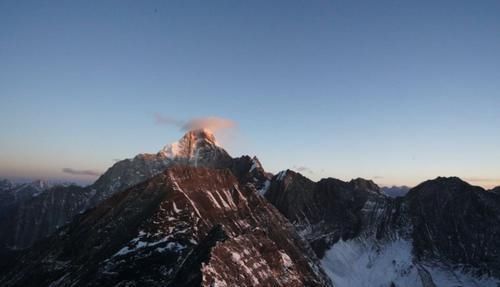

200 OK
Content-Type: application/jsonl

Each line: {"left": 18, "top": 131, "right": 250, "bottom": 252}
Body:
{"left": 160, "top": 129, "right": 231, "bottom": 166}
{"left": 0, "top": 130, "right": 270, "bottom": 250}
{"left": 164, "top": 128, "right": 217, "bottom": 147}
{"left": 90, "top": 129, "right": 233, "bottom": 205}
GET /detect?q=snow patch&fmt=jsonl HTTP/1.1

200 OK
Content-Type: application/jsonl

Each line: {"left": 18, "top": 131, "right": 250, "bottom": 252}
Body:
{"left": 172, "top": 202, "right": 182, "bottom": 213}
{"left": 280, "top": 251, "right": 293, "bottom": 268}
{"left": 170, "top": 176, "right": 204, "bottom": 219}
{"left": 230, "top": 251, "right": 241, "bottom": 262}
{"left": 258, "top": 180, "right": 271, "bottom": 196}
{"left": 206, "top": 191, "right": 222, "bottom": 209}
{"left": 249, "top": 156, "right": 262, "bottom": 172}
{"left": 113, "top": 230, "right": 185, "bottom": 257}
{"left": 249, "top": 162, "right": 258, "bottom": 172}
{"left": 321, "top": 238, "right": 420, "bottom": 287}
{"left": 276, "top": 170, "right": 287, "bottom": 181}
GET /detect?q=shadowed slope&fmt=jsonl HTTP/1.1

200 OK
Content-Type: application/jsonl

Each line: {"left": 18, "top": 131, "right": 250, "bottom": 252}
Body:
{"left": 0, "top": 166, "right": 331, "bottom": 287}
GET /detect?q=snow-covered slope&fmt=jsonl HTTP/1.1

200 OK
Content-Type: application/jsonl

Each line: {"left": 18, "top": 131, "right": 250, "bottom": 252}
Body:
{"left": 322, "top": 237, "right": 498, "bottom": 287}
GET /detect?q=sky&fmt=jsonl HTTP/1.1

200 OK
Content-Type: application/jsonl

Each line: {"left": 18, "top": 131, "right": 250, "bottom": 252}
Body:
{"left": 1, "top": 1, "right": 499, "bottom": 188}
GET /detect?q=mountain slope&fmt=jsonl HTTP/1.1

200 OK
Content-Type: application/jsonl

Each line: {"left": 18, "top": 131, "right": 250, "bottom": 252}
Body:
{"left": 89, "top": 129, "right": 234, "bottom": 205}
{"left": 406, "top": 177, "right": 500, "bottom": 276}
{"left": 266, "top": 172, "right": 500, "bottom": 286}
{"left": 0, "top": 166, "right": 331, "bottom": 287}
{"left": 0, "top": 129, "right": 270, "bottom": 250}
{"left": 0, "top": 180, "right": 65, "bottom": 249}
{"left": 265, "top": 170, "right": 385, "bottom": 256}
{"left": 0, "top": 185, "right": 90, "bottom": 249}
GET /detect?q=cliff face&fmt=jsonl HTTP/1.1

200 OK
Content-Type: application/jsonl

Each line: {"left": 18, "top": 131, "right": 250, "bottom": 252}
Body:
{"left": 266, "top": 172, "right": 500, "bottom": 286}
{"left": 406, "top": 177, "right": 500, "bottom": 276}
{"left": 265, "top": 170, "right": 385, "bottom": 257}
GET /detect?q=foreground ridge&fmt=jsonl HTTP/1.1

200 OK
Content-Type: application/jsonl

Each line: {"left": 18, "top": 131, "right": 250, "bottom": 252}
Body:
{"left": 0, "top": 166, "right": 331, "bottom": 287}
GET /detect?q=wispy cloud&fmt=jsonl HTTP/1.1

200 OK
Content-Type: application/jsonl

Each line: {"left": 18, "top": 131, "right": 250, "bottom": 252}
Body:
{"left": 464, "top": 177, "right": 500, "bottom": 183}
{"left": 62, "top": 168, "right": 101, "bottom": 177}
{"left": 293, "top": 165, "right": 314, "bottom": 174}
{"left": 154, "top": 114, "right": 236, "bottom": 132}
{"left": 154, "top": 114, "right": 184, "bottom": 127}
{"left": 182, "top": 117, "right": 236, "bottom": 132}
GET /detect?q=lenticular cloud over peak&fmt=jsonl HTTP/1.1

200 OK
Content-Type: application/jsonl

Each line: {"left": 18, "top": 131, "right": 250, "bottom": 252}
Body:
{"left": 181, "top": 116, "right": 236, "bottom": 132}
{"left": 155, "top": 114, "right": 237, "bottom": 132}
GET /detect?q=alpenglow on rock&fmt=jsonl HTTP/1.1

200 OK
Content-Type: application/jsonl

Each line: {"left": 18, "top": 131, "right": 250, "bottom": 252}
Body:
{"left": 90, "top": 128, "right": 233, "bottom": 204}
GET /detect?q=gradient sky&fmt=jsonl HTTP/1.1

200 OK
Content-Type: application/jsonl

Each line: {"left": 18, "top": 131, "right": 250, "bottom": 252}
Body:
{"left": 1, "top": 1, "right": 499, "bottom": 188}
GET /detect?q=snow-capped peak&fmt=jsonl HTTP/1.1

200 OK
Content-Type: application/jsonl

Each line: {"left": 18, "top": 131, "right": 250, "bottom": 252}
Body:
{"left": 160, "top": 129, "right": 222, "bottom": 160}
{"left": 249, "top": 156, "right": 263, "bottom": 172}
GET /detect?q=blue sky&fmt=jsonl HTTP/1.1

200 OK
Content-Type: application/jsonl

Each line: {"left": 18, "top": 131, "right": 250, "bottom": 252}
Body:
{"left": 1, "top": 1, "right": 499, "bottom": 187}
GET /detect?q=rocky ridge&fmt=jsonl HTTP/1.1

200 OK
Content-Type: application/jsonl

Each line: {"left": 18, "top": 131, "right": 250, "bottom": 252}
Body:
{"left": 0, "top": 166, "right": 331, "bottom": 287}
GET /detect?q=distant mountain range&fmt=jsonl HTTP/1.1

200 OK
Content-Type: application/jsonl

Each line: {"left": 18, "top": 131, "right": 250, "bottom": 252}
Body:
{"left": 381, "top": 185, "right": 411, "bottom": 197}
{"left": 1, "top": 129, "right": 499, "bottom": 286}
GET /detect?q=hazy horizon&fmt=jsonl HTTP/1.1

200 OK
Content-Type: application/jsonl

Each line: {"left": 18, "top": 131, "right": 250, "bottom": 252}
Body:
{"left": 1, "top": 1, "right": 499, "bottom": 188}
{"left": 1, "top": 127, "right": 498, "bottom": 190}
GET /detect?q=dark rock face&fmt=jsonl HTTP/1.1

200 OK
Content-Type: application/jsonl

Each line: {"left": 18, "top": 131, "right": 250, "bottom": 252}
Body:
{"left": 0, "top": 185, "right": 90, "bottom": 249}
{"left": 265, "top": 170, "right": 386, "bottom": 256}
{"left": 0, "top": 167, "right": 331, "bottom": 287}
{"left": 0, "top": 180, "right": 74, "bottom": 249}
{"left": 491, "top": 186, "right": 500, "bottom": 194}
{"left": 229, "top": 155, "right": 272, "bottom": 193}
{"left": 0, "top": 180, "right": 51, "bottom": 210}
{"left": 169, "top": 224, "right": 229, "bottom": 287}
{"left": 406, "top": 177, "right": 500, "bottom": 277}
{"left": 0, "top": 181, "right": 17, "bottom": 228}
{"left": 265, "top": 170, "right": 316, "bottom": 223}
{"left": 0, "top": 130, "right": 271, "bottom": 250}
{"left": 0, "top": 179, "right": 14, "bottom": 192}
{"left": 266, "top": 173, "right": 500, "bottom": 285}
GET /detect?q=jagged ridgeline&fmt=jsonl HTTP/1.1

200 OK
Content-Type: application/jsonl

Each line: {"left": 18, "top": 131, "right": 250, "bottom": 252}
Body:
{"left": 266, "top": 170, "right": 500, "bottom": 286}
{"left": 0, "top": 130, "right": 329, "bottom": 286}
{"left": 1, "top": 129, "right": 500, "bottom": 286}
{"left": 0, "top": 166, "right": 331, "bottom": 286}
{"left": 0, "top": 129, "right": 271, "bottom": 250}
